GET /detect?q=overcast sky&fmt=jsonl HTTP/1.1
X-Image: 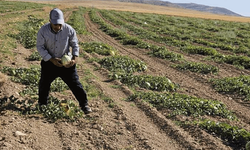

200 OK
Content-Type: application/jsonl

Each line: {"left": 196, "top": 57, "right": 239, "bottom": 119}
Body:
{"left": 164, "top": 0, "right": 250, "bottom": 17}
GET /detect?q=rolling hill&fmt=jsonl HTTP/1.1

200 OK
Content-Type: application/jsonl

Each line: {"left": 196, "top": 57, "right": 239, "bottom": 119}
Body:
{"left": 117, "top": 0, "right": 242, "bottom": 16}
{"left": 175, "top": 3, "right": 242, "bottom": 17}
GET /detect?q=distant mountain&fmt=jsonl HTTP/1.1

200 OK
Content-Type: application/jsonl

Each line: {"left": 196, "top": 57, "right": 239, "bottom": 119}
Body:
{"left": 117, "top": 0, "right": 242, "bottom": 17}
{"left": 175, "top": 3, "right": 242, "bottom": 17}
{"left": 116, "top": 0, "right": 179, "bottom": 8}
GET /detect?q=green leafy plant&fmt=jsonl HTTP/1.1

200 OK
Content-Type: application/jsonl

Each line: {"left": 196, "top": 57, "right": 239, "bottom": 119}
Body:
{"left": 28, "top": 51, "right": 42, "bottom": 61}
{"left": 96, "top": 8, "right": 250, "bottom": 63}
{"left": 35, "top": 97, "right": 83, "bottom": 122}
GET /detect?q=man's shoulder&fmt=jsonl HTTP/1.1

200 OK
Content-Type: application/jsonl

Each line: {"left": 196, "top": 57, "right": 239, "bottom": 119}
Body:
{"left": 63, "top": 23, "right": 76, "bottom": 31}
{"left": 39, "top": 23, "right": 50, "bottom": 31}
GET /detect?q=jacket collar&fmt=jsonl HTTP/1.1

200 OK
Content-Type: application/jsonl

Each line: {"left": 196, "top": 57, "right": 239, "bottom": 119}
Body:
{"left": 49, "top": 23, "right": 64, "bottom": 34}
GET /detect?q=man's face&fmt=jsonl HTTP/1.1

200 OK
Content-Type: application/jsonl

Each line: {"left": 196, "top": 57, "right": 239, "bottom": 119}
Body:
{"left": 50, "top": 21, "right": 62, "bottom": 32}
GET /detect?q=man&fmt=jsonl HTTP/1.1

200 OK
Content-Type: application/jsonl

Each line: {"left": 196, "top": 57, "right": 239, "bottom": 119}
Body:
{"left": 36, "top": 8, "right": 92, "bottom": 114}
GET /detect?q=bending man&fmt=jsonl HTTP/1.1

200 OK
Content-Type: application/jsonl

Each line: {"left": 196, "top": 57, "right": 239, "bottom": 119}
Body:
{"left": 36, "top": 8, "right": 92, "bottom": 114}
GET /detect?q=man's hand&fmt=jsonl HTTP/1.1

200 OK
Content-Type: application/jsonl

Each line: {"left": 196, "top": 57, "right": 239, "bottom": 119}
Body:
{"left": 49, "top": 58, "right": 63, "bottom": 67}
{"left": 64, "top": 55, "right": 78, "bottom": 68}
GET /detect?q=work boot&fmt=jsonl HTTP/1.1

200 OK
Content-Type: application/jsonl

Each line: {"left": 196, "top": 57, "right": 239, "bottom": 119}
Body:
{"left": 81, "top": 105, "right": 92, "bottom": 114}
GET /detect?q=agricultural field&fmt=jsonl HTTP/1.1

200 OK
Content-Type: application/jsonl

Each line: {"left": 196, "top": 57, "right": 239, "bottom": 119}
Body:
{"left": 1, "top": 0, "right": 250, "bottom": 149}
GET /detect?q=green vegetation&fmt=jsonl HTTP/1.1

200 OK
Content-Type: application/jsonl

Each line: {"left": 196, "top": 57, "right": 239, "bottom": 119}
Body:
{"left": 0, "top": 1, "right": 51, "bottom": 13}
{"left": 0, "top": 95, "right": 83, "bottom": 122}
{"left": 97, "top": 9, "right": 250, "bottom": 67}
{"left": 28, "top": 51, "right": 42, "bottom": 61}
{"left": 67, "top": 7, "right": 88, "bottom": 35}
{"left": 1, "top": 67, "right": 68, "bottom": 96}
{"left": 210, "top": 75, "right": 250, "bottom": 101}
{"left": 12, "top": 15, "right": 44, "bottom": 49}
{"left": 209, "top": 54, "right": 250, "bottom": 69}
{"left": 181, "top": 45, "right": 218, "bottom": 56}
{"left": 80, "top": 42, "right": 117, "bottom": 56}
{"left": 0, "top": 2, "right": 52, "bottom": 60}
{"left": 172, "top": 61, "right": 219, "bottom": 74}
{"left": 128, "top": 92, "right": 236, "bottom": 120}
{"left": 113, "top": 74, "right": 178, "bottom": 92}
{"left": 98, "top": 55, "right": 147, "bottom": 73}
{"left": 194, "top": 119, "right": 250, "bottom": 147}
{"left": 35, "top": 97, "right": 84, "bottom": 122}
{"left": 1, "top": 3, "right": 250, "bottom": 148}
{"left": 89, "top": 9, "right": 183, "bottom": 61}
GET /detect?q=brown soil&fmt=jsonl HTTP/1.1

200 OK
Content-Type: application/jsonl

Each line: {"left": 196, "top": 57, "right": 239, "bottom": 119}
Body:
{"left": 1, "top": 0, "right": 250, "bottom": 150}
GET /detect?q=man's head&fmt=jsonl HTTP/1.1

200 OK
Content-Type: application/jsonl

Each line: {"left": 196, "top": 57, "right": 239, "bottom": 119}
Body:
{"left": 50, "top": 8, "right": 64, "bottom": 25}
{"left": 49, "top": 8, "right": 64, "bottom": 32}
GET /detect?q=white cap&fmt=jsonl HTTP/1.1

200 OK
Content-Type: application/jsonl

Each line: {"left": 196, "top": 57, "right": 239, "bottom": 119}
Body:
{"left": 50, "top": 8, "right": 64, "bottom": 25}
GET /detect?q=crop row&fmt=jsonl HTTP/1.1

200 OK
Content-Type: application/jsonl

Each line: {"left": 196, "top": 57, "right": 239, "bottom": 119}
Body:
{"left": 67, "top": 7, "right": 88, "bottom": 35}
{"left": 0, "top": 1, "right": 51, "bottom": 13}
{"left": 128, "top": 91, "right": 236, "bottom": 119}
{"left": 89, "top": 9, "right": 250, "bottom": 101}
{"left": 82, "top": 40, "right": 250, "bottom": 148}
{"left": 2, "top": 5, "right": 250, "bottom": 148}
{"left": 80, "top": 41, "right": 180, "bottom": 92}
{"left": 87, "top": 9, "right": 250, "bottom": 101}
{"left": 90, "top": 9, "right": 221, "bottom": 75}
{"left": 182, "top": 119, "right": 250, "bottom": 148}
{"left": 10, "top": 15, "right": 45, "bottom": 49}
{"left": 109, "top": 10, "right": 250, "bottom": 53}
{"left": 98, "top": 9, "right": 250, "bottom": 69}
{"left": 89, "top": 9, "right": 183, "bottom": 61}
{"left": 85, "top": 40, "right": 250, "bottom": 148}
{"left": 210, "top": 75, "right": 250, "bottom": 101}
{"left": 86, "top": 9, "right": 250, "bottom": 148}
{"left": 1, "top": 67, "right": 68, "bottom": 96}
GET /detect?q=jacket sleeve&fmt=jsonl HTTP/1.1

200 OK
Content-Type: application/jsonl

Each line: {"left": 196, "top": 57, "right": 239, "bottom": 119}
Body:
{"left": 36, "top": 27, "right": 52, "bottom": 61}
{"left": 69, "top": 28, "right": 79, "bottom": 57}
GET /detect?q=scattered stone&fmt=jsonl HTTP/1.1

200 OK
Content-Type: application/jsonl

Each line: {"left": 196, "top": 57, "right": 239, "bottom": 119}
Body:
{"left": 92, "top": 124, "right": 104, "bottom": 131}
{"left": 0, "top": 137, "right": 5, "bottom": 141}
{"left": 14, "top": 131, "right": 27, "bottom": 137}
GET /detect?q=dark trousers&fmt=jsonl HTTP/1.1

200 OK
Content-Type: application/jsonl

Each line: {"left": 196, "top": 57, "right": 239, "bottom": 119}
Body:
{"left": 38, "top": 60, "right": 88, "bottom": 108}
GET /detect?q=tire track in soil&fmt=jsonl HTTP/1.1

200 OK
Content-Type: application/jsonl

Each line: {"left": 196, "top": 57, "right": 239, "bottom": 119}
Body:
{"left": 83, "top": 12, "right": 250, "bottom": 126}
{"left": 82, "top": 13, "right": 232, "bottom": 149}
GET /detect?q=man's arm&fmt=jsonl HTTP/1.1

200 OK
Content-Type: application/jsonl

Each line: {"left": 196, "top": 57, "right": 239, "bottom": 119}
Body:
{"left": 69, "top": 28, "right": 80, "bottom": 57}
{"left": 36, "top": 28, "right": 52, "bottom": 62}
